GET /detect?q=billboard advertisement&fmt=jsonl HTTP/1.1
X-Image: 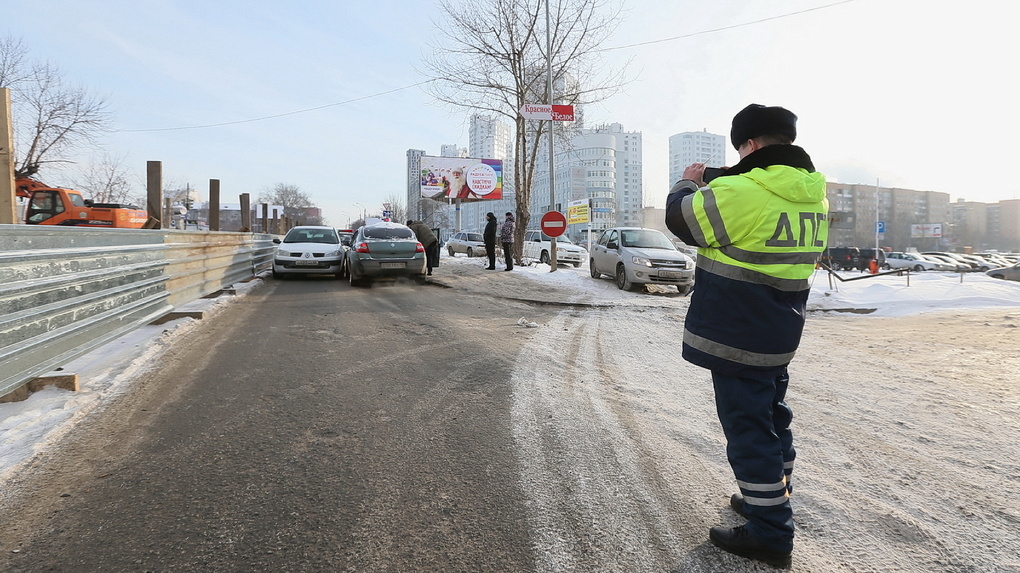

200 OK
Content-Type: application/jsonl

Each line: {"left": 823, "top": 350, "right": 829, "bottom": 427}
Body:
{"left": 567, "top": 199, "right": 589, "bottom": 224}
{"left": 911, "top": 223, "right": 943, "bottom": 238}
{"left": 420, "top": 156, "right": 503, "bottom": 201}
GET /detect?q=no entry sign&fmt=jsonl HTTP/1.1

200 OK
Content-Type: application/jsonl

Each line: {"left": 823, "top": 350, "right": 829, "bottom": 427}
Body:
{"left": 540, "top": 211, "right": 567, "bottom": 237}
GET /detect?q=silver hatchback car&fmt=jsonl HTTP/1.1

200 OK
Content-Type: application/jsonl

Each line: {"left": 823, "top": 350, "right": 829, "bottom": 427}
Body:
{"left": 446, "top": 231, "right": 487, "bottom": 257}
{"left": 589, "top": 227, "right": 695, "bottom": 294}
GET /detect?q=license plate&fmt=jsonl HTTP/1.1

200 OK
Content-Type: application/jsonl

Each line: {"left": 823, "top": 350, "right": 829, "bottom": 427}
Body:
{"left": 381, "top": 262, "right": 405, "bottom": 269}
{"left": 294, "top": 260, "right": 319, "bottom": 266}
{"left": 658, "top": 270, "right": 683, "bottom": 279}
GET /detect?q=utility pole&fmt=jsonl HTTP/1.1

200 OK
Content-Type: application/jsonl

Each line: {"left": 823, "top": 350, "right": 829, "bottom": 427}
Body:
{"left": 0, "top": 88, "right": 16, "bottom": 224}
{"left": 546, "top": 0, "right": 557, "bottom": 272}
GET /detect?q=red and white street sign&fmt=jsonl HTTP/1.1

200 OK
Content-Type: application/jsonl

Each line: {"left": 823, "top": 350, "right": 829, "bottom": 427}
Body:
{"left": 519, "top": 104, "right": 575, "bottom": 121}
{"left": 540, "top": 210, "right": 567, "bottom": 237}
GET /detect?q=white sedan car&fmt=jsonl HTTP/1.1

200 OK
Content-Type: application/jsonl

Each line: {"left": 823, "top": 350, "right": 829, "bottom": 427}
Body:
{"left": 521, "top": 230, "right": 587, "bottom": 267}
{"left": 883, "top": 251, "right": 939, "bottom": 272}
{"left": 272, "top": 225, "right": 345, "bottom": 279}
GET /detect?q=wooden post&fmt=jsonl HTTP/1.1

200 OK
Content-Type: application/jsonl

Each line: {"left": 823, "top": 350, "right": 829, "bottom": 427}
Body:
{"left": 147, "top": 161, "right": 163, "bottom": 228}
{"left": 240, "top": 193, "right": 251, "bottom": 231}
{"left": 260, "top": 204, "right": 268, "bottom": 234}
{"left": 0, "top": 88, "right": 16, "bottom": 225}
{"left": 209, "top": 179, "right": 220, "bottom": 231}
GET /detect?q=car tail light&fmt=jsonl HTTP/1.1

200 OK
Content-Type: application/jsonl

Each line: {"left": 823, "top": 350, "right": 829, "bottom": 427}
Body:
{"left": 355, "top": 242, "right": 371, "bottom": 253}
{"left": 415, "top": 242, "right": 425, "bottom": 253}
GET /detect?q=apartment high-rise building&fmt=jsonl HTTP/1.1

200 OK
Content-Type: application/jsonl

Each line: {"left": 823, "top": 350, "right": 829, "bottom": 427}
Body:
{"left": 826, "top": 182, "right": 951, "bottom": 252}
{"left": 530, "top": 122, "right": 643, "bottom": 241}
{"left": 459, "top": 113, "right": 515, "bottom": 232}
{"left": 668, "top": 130, "right": 727, "bottom": 187}
{"left": 406, "top": 148, "right": 426, "bottom": 222}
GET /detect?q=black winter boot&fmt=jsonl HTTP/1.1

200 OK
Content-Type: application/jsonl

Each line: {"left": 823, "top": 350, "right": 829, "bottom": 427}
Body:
{"left": 730, "top": 493, "right": 747, "bottom": 515}
{"left": 709, "top": 524, "right": 792, "bottom": 568}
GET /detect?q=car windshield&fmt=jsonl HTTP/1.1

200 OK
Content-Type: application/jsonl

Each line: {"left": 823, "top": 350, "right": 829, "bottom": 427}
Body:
{"left": 466, "top": 233, "right": 483, "bottom": 241}
{"left": 538, "top": 232, "right": 574, "bottom": 243}
{"left": 284, "top": 229, "right": 338, "bottom": 244}
{"left": 619, "top": 229, "right": 675, "bottom": 250}
{"left": 363, "top": 226, "right": 415, "bottom": 240}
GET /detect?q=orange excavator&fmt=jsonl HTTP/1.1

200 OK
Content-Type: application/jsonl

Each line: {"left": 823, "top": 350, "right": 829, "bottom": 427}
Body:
{"left": 17, "top": 177, "right": 150, "bottom": 228}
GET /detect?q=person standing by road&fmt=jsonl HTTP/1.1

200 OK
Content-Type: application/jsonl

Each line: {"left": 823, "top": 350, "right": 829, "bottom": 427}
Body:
{"left": 500, "top": 212, "right": 515, "bottom": 271}
{"left": 664, "top": 104, "right": 829, "bottom": 568}
{"left": 483, "top": 212, "right": 498, "bottom": 270}
{"left": 407, "top": 220, "right": 439, "bottom": 276}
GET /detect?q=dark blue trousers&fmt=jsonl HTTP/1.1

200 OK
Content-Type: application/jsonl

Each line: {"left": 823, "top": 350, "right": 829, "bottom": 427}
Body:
{"left": 712, "top": 369, "right": 795, "bottom": 549}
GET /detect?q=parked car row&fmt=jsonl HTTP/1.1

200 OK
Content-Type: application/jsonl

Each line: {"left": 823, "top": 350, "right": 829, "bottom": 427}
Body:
{"left": 819, "top": 246, "right": 885, "bottom": 271}
{"left": 272, "top": 222, "right": 426, "bottom": 286}
{"left": 823, "top": 246, "right": 1016, "bottom": 274}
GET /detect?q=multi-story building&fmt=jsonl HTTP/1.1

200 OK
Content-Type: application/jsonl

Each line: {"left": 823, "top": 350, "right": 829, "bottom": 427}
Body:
{"left": 459, "top": 113, "right": 515, "bottom": 232}
{"left": 826, "top": 182, "right": 951, "bottom": 252}
{"left": 530, "top": 122, "right": 643, "bottom": 242}
{"left": 997, "top": 200, "right": 1020, "bottom": 252}
{"left": 668, "top": 130, "right": 727, "bottom": 187}
{"left": 951, "top": 199, "right": 1020, "bottom": 252}
{"left": 406, "top": 148, "right": 426, "bottom": 222}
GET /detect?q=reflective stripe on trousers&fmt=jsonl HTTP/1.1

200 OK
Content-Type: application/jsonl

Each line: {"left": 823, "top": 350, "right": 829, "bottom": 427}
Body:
{"left": 712, "top": 369, "right": 796, "bottom": 546}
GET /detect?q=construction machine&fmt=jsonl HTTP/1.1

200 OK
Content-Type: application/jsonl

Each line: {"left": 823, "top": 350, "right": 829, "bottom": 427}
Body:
{"left": 17, "top": 177, "right": 149, "bottom": 228}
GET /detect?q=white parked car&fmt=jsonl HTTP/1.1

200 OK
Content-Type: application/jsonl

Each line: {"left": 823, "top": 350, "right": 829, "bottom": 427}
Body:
{"left": 589, "top": 227, "right": 695, "bottom": 294}
{"left": 883, "top": 251, "right": 939, "bottom": 272}
{"left": 521, "top": 230, "right": 587, "bottom": 267}
{"left": 272, "top": 225, "right": 345, "bottom": 279}
{"left": 446, "top": 231, "right": 487, "bottom": 257}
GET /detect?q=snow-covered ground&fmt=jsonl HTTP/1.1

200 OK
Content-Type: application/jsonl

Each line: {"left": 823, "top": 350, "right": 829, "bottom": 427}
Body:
{"left": 3, "top": 255, "right": 1020, "bottom": 570}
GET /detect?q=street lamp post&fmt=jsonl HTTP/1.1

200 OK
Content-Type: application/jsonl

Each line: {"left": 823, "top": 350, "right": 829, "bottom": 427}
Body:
{"left": 353, "top": 202, "right": 366, "bottom": 223}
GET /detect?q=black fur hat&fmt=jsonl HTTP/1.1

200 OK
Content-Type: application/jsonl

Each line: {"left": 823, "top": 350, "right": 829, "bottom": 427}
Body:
{"left": 730, "top": 104, "right": 797, "bottom": 149}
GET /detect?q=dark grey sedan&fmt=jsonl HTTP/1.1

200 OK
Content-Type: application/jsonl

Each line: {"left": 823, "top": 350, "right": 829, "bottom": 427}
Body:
{"left": 345, "top": 222, "right": 427, "bottom": 286}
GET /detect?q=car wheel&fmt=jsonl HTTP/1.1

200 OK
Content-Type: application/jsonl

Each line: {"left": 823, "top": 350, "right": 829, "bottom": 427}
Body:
{"left": 448, "top": 246, "right": 455, "bottom": 256}
{"left": 678, "top": 285, "right": 691, "bottom": 296}
{"left": 540, "top": 250, "right": 550, "bottom": 265}
{"left": 273, "top": 269, "right": 286, "bottom": 279}
{"left": 590, "top": 259, "right": 601, "bottom": 279}
{"left": 467, "top": 248, "right": 474, "bottom": 257}
{"left": 615, "top": 263, "right": 635, "bottom": 291}
{"left": 882, "top": 263, "right": 891, "bottom": 270}
{"left": 913, "top": 264, "right": 925, "bottom": 272}
{"left": 348, "top": 268, "right": 360, "bottom": 286}
{"left": 990, "top": 274, "right": 1004, "bottom": 279}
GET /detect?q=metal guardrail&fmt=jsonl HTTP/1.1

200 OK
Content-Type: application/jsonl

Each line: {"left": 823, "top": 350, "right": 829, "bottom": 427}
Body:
{"left": 0, "top": 225, "right": 276, "bottom": 398}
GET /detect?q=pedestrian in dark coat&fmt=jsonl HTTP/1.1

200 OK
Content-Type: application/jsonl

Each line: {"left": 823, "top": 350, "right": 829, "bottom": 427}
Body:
{"left": 407, "top": 220, "right": 439, "bottom": 275}
{"left": 483, "top": 212, "right": 497, "bottom": 270}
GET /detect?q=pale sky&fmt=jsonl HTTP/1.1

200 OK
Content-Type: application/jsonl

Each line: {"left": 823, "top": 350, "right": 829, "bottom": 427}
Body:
{"left": 5, "top": 0, "right": 1017, "bottom": 227}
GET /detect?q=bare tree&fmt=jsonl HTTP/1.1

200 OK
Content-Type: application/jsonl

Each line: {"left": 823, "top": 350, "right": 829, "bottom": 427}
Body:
{"left": 423, "top": 0, "right": 626, "bottom": 260}
{"left": 0, "top": 36, "right": 111, "bottom": 179}
{"left": 381, "top": 193, "right": 408, "bottom": 225}
{"left": 71, "top": 153, "right": 134, "bottom": 205}
{"left": 258, "top": 183, "right": 323, "bottom": 225}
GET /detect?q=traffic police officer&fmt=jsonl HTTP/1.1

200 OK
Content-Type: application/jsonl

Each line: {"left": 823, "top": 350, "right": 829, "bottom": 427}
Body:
{"left": 664, "top": 104, "right": 828, "bottom": 567}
